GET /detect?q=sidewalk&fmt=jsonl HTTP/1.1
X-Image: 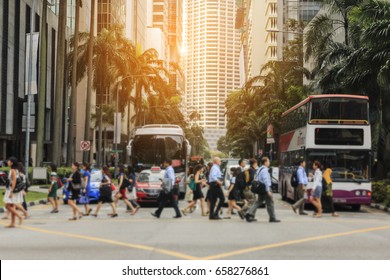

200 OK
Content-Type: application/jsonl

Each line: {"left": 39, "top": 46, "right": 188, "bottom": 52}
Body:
{"left": 0, "top": 185, "right": 49, "bottom": 213}
{"left": 370, "top": 203, "right": 389, "bottom": 213}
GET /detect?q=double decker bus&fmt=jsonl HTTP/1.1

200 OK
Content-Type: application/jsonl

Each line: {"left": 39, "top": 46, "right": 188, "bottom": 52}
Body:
{"left": 278, "top": 95, "right": 371, "bottom": 211}
{"left": 127, "top": 124, "right": 191, "bottom": 197}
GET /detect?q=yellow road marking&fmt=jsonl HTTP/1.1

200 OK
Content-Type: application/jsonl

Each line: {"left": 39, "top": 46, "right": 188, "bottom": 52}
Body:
{"left": 201, "top": 225, "right": 390, "bottom": 260}
{"left": 17, "top": 224, "right": 198, "bottom": 260}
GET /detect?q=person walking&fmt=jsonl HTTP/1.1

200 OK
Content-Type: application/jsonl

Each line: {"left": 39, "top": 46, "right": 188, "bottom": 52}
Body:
{"left": 48, "top": 172, "right": 59, "bottom": 213}
{"left": 291, "top": 160, "right": 309, "bottom": 215}
{"left": 66, "top": 162, "right": 83, "bottom": 221}
{"left": 92, "top": 166, "right": 118, "bottom": 218}
{"left": 310, "top": 161, "right": 323, "bottom": 217}
{"left": 242, "top": 159, "right": 258, "bottom": 215}
{"left": 126, "top": 166, "right": 140, "bottom": 212}
{"left": 151, "top": 159, "right": 182, "bottom": 219}
{"left": 208, "top": 157, "right": 225, "bottom": 220}
{"left": 16, "top": 162, "right": 29, "bottom": 218}
{"left": 114, "top": 165, "right": 137, "bottom": 215}
{"left": 322, "top": 164, "right": 339, "bottom": 217}
{"left": 181, "top": 164, "right": 207, "bottom": 216}
{"left": 226, "top": 167, "right": 245, "bottom": 219}
{"left": 245, "top": 157, "right": 280, "bottom": 223}
{"left": 204, "top": 162, "right": 213, "bottom": 215}
{"left": 80, "top": 163, "right": 92, "bottom": 216}
{"left": 3, "top": 157, "right": 24, "bottom": 228}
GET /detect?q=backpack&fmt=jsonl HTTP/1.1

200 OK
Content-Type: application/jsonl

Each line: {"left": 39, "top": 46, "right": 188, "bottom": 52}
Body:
{"left": 251, "top": 167, "right": 267, "bottom": 195}
{"left": 244, "top": 169, "right": 250, "bottom": 184}
{"left": 322, "top": 178, "right": 328, "bottom": 192}
{"left": 57, "top": 177, "right": 63, "bottom": 188}
{"left": 188, "top": 176, "right": 196, "bottom": 191}
{"left": 290, "top": 169, "right": 299, "bottom": 187}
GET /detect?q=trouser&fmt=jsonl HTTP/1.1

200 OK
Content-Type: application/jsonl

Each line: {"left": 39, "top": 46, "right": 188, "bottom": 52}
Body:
{"left": 292, "top": 184, "right": 306, "bottom": 213}
{"left": 209, "top": 183, "right": 225, "bottom": 218}
{"left": 247, "top": 193, "right": 276, "bottom": 220}
{"left": 242, "top": 189, "right": 256, "bottom": 213}
{"left": 155, "top": 189, "right": 181, "bottom": 217}
{"left": 321, "top": 195, "right": 335, "bottom": 213}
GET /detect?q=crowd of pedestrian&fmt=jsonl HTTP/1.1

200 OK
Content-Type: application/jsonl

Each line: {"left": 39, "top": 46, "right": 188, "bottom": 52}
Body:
{"left": 1, "top": 155, "right": 340, "bottom": 228}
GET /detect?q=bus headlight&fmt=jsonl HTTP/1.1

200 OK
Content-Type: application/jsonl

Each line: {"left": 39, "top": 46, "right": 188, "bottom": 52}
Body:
{"left": 355, "top": 191, "right": 361, "bottom": 196}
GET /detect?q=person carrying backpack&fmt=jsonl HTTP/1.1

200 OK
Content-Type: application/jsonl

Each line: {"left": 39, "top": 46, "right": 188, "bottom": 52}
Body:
{"left": 291, "top": 159, "right": 309, "bottom": 215}
{"left": 245, "top": 157, "right": 280, "bottom": 223}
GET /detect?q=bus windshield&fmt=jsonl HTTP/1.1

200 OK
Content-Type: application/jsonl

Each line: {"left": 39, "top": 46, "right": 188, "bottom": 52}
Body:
{"left": 310, "top": 98, "right": 368, "bottom": 123}
{"left": 306, "top": 150, "right": 371, "bottom": 182}
{"left": 132, "top": 135, "right": 186, "bottom": 172}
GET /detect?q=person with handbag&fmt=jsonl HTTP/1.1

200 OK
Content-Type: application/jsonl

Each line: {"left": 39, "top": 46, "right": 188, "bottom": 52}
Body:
{"left": 291, "top": 160, "right": 309, "bottom": 215}
{"left": 91, "top": 166, "right": 118, "bottom": 218}
{"left": 80, "top": 163, "right": 92, "bottom": 216}
{"left": 181, "top": 164, "right": 207, "bottom": 216}
{"left": 113, "top": 165, "right": 137, "bottom": 215}
{"left": 245, "top": 157, "right": 280, "bottom": 223}
{"left": 3, "top": 157, "right": 24, "bottom": 228}
{"left": 48, "top": 172, "right": 59, "bottom": 213}
{"left": 66, "top": 162, "right": 83, "bottom": 221}
{"left": 151, "top": 159, "right": 182, "bottom": 219}
{"left": 126, "top": 166, "right": 141, "bottom": 212}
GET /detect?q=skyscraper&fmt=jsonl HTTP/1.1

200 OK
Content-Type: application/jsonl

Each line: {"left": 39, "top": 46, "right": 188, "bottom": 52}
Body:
{"left": 185, "top": 0, "right": 241, "bottom": 151}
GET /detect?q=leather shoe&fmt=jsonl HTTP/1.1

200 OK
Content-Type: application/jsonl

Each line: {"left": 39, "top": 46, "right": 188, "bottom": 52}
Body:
{"left": 238, "top": 210, "right": 245, "bottom": 220}
{"left": 173, "top": 215, "right": 182, "bottom": 219}
{"left": 299, "top": 212, "right": 308, "bottom": 215}
{"left": 209, "top": 216, "right": 222, "bottom": 220}
{"left": 291, "top": 206, "right": 297, "bottom": 214}
{"left": 269, "top": 219, "right": 281, "bottom": 223}
{"left": 151, "top": 212, "right": 159, "bottom": 218}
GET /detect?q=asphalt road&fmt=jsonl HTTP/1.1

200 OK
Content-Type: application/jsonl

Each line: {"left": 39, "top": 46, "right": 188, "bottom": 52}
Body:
{"left": 1, "top": 195, "right": 389, "bottom": 260}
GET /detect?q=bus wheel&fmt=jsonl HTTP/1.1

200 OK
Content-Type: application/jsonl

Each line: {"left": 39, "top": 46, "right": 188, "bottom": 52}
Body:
{"left": 351, "top": 204, "right": 361, "bottom": 212}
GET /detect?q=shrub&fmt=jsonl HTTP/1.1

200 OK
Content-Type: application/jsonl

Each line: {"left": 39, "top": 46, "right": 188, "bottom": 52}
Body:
{"left": 372, "top": 181, "right": 390, "bottom": 206}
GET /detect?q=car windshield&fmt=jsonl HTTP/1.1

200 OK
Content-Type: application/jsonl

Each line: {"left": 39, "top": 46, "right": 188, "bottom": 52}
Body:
{"left": 137, "top": 172, "right": 164, "bottom": 183}
{"left": 306, "top": 150, "right": 371, "bottom": 182}
{"left": 132, "top": 135, "right": 186, "bottom": 173}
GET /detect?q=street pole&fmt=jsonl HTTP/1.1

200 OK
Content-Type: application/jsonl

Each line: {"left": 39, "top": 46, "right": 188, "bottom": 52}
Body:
{"left": 114, "top": 87, "right": 119, "bottom": 177}
{"left": 52, "top": 0, "right": 67, "bottom": 166}
{"left": 36, "top": 0, "right": 48, "bottom": 167}
{"left": 25, "top": 0, "right": 36, "bottom": 170}
{"left": 83, "top": 0, "right": 95, "bottom": 163}
{"left": 67, "top": 0, "right": 80, "bottom": 165}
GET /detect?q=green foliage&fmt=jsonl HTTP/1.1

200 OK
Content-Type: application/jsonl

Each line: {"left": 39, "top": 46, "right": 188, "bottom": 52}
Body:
{"left": 225, "top": 31, "right": 310, "bottom": 157}
{"left": 372, "top": 181, "right": 390, "bottom": 206}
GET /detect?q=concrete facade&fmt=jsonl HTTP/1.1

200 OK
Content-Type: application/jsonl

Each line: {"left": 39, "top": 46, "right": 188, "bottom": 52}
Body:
{"left": 185, "top": 0, "right": 241, "bottom": 151}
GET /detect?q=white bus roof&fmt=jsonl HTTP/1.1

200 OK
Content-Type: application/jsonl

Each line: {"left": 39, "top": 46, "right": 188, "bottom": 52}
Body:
{"left": 134, "top": 124, "right": 185, "bottom": 136}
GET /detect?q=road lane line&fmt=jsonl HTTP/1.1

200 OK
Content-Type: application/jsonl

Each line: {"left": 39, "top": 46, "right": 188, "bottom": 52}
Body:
{"left": 201, "top": 225, "right": 390, "bottom": 260}
{"left": 16, "top": 224, "right": 198, "bottom": 260}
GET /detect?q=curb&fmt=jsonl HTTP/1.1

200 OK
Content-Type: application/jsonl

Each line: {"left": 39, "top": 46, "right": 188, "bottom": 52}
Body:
{"left": 0, "top": 199, "right": 48, "bottom": 213}
{"left": 370, "top": 203, "right": 389, "bottom": 213}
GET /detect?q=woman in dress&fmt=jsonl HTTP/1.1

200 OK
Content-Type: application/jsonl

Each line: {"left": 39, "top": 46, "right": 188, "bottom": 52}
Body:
{"left": 225, "top": 167, "right": 245, "bottom": 219}
{"left": 310, "top": 161, "right": 323, "bottom": 217}
{"left": 126, "top": 166, "right": 140, "bottom": 211}
{"left": 181, "top": 164, "right": 207, "bottom": 216}
{"left": 3, "top": 157, "right": 24, "bottom": 228}
{"left": 66, "top": 162, "right": 83, "bottom": 220}
{"left": 114, "top": 165, "right": 137, "bottom": 215}
{"left": 91, "top": 166, "right": 118, "bottom": 217}
{"left": 81, "top": 163, "right": 92, "bottom": 216}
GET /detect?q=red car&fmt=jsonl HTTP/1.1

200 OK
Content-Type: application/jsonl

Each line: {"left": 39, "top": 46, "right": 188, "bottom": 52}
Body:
{"left": 135, "top": 167, "right": 165, "bottom": 203}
